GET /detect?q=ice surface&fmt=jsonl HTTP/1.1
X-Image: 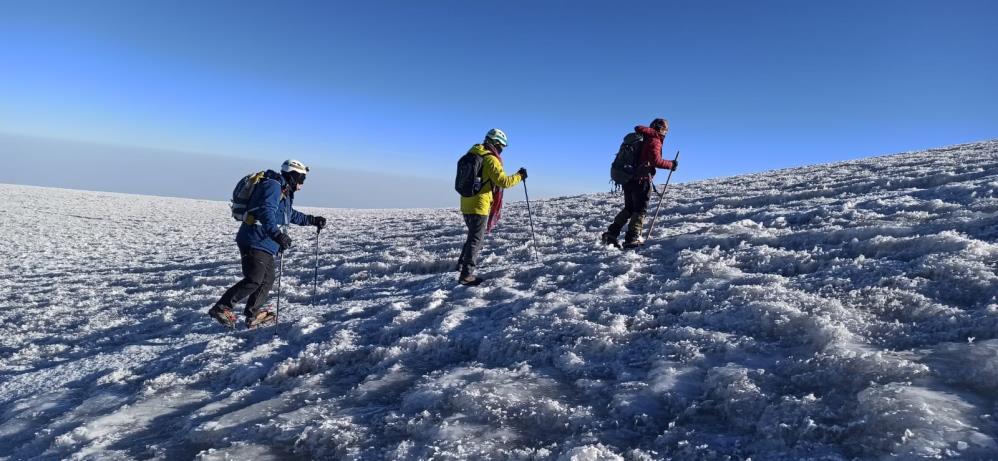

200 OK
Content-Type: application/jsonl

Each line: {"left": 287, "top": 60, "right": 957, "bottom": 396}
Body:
{"left": 2, "top": 140, "right": 998, "bottom": 459}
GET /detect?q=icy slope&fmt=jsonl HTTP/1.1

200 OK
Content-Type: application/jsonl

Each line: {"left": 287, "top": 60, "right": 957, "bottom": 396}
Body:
{"left": 2, "top": 140, "right": 998, "bottom": 460}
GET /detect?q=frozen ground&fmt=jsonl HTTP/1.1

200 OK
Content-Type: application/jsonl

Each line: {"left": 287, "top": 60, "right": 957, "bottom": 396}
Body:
{"left": 2, "top": 140, "right": 998, "bottom": 460}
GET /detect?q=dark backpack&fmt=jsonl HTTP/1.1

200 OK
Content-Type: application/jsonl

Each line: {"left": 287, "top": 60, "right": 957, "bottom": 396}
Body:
{"left": 610, "top": 132, "right": 644, "bottom": 187}
{"left": 455, "top": 152, "right": 494, "bottom": 197}
{"left": 231, "top": 171, "right": 267, "bottom": 222}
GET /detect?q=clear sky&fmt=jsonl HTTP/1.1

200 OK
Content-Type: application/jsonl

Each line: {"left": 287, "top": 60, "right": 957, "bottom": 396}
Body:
{"left": 1, "top": 1, "right": 997, "bottom": 206}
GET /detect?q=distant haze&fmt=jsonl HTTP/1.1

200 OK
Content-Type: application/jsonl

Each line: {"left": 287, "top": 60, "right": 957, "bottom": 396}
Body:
{"left": 0, "top": 133, "right": 529, "bottom": 209}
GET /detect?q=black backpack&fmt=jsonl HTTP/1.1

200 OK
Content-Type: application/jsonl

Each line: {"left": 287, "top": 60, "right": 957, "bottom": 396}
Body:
{"left": 455, "top": 151, "right": 494, "bottom": 197}
{"left": 610, "top": 132, "right": 644, "bottom": 187}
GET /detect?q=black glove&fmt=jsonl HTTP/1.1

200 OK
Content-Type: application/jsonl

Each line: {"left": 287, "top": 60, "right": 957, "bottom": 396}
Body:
{"left": 517, "top": 167, "right": 528, "bottom": 180}
{"left": 670, "top": 160, "right": 679, "bottom": 171}
{"left": 311, "top": 216, "right": 327, "bottom": 230}
{"left": 272, "top": 231, "right": 292, "bottom": 252}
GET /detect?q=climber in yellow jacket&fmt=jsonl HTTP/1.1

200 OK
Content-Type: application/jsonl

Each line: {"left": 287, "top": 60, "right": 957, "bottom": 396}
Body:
{"left": 455, "top": 128, "right": 526, "bottom": 286}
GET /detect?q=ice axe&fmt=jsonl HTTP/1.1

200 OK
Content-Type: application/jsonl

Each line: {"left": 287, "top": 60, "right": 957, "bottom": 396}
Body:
{"left": 645, "top": 150, "right": 680, "bottom": 241}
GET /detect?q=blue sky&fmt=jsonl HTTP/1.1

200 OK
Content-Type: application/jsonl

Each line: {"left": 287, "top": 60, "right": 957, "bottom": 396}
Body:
{"left": 1, "top": 1, "right": 997, "bottom": 206}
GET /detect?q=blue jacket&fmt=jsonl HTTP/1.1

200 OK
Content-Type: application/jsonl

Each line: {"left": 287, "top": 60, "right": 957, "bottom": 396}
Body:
{"left": 236, "top": 170, "right": 312, "bottom": 255}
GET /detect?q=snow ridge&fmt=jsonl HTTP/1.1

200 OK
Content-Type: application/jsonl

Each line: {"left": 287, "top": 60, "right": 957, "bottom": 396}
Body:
{"left": 2, "top": 140, "right": 998, "bottom": 460}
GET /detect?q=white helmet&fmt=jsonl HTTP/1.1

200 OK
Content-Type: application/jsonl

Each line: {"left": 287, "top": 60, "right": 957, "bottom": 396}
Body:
{"left": 486, "top": 128, "right": 508, "bottom": 147}
{"left": 281, "top": 159, "right": 309, "bottom": 175}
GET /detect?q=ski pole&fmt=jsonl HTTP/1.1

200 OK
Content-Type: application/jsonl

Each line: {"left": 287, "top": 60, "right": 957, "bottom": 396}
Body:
{"left": 274, "top": 213, "right": 289, "bottom": 333}
{"left": 275, "top": 250, "right": 283, "bottom": 331}
{"left": 312, "top": 227, "right": 320, "bottom": 307}
{"left": 645, "top": 150, "right": 680, "bottom": 241}
{"left": 523, "top": 178, "right": 539, "bottom": 260}
{"left": 653, "top": 179, "right": 666, "bottom": 199}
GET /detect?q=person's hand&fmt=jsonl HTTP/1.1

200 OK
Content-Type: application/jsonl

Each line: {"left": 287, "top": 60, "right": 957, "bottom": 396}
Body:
{"left": 517, "top": 167, "right": 528, "bottom": 180}
{"left": 670, "top": 160, "right": 679, "bottom": 171}
{"left": 312, "top": 216, "right": 327, "bottom": 230}
{"left": 272, "top": 232, "right": 292, "bottom": 252}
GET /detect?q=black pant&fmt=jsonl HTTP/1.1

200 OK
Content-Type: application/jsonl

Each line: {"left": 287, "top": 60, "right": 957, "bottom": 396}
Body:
{"left": 216, "top": 246, "right": 276, "bottom": 318}
{"left": 458, "top": 214, "right": 487, "bottom": 276}
{"left": 607, "top": 180, "right": 652, "bottom": 242}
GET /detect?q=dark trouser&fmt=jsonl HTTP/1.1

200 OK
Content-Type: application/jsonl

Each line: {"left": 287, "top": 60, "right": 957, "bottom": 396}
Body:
{"left": 607, "top": 180, "right": 652, "bottom": 243}
{"left": 458, "top": 214, "right": 488, "bottom": 276}
{"left": 216, "top": 245, "right": 276, "bottom": 318}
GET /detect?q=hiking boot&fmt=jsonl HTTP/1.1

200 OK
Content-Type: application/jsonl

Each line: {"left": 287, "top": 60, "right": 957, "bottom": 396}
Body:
{"left": 600, "top": 232, "right": 621, "bottom": 249}
{"left": 246, "top": 310, "right": 277, "bottom": 329}
{"left": 458, "top": 273, "right": 483, "bottom": 287}
{"left": 623, "top": 237, "right": 645, "bottom": 249}
{"left": 209, "top": 305, "right": 237, "bottom": 329}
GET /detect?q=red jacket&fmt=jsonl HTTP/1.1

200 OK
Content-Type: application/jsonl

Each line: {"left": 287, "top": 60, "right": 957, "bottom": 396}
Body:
{"left": 634, "top": 125, "right": 675, "bottom": 181}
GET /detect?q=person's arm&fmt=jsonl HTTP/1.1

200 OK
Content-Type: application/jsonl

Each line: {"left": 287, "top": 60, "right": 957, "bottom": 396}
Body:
{"left": 289, "top": 207, "right": 310, "bottom": 226}
{"left": 653, "top": 152, "right": 675, "bottom": 170}
{"left": 635, "top": 126, "right": 674, "bottom": 170}
{"left": 483, "top": 155, "right": 523, "bottom": 189}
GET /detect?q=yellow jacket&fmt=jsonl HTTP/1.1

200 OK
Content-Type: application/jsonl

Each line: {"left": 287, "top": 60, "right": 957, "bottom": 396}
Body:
{"left": 460, "top": 144, "right": 523, "bottom": 215}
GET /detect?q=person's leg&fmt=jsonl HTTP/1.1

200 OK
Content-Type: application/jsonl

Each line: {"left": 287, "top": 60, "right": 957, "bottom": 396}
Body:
{"left": 605, "top": 182, "right": 637, "bottom": 241}
{"left": 243, "top": 249, "right": 276, "bottom": 318}
{"left": 606, "top": 209, "right": 632, "bottom": 240}
{"left": 459, "top": 214, "right": 487, "bottom": 279}
{"left": 215, "top": 246, "right": 267, "bottom": 309}
{"left": 625, "top": 213, "right": 646, "bottom": 244}
{"left": 625, "top": 181, "right": 652, "bottom": 244}
{"left": 458, "top": 215, "right": 473, "bottom": 270}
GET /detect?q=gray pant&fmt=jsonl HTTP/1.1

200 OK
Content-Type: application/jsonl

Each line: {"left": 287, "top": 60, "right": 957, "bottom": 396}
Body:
{"left": 458, "top": 214, "right": 487, "bottom": 276}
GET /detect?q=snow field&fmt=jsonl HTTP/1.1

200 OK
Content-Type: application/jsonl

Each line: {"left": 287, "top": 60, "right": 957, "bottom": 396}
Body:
{"left": 1, "top": 140, "right": 998, "bottom": 459}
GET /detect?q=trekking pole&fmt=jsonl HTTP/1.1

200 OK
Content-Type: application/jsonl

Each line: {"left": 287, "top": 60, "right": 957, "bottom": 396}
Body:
{"left": 645, "top": 150, "right": 680, "bottom": 241}
{"left": 523, "top": 179, "right": 539, "bottom": 260}
{"left": 275, "top": 250, "right": 284, "bottom": 331}
{"left": 312, "top": 227, "right": 320, "bottom": 307}
{"left": 653, "top": 179, "right": 666, "bottom": 199}
{"left": 274, "top": 222, "right": 288, "bottom": 333}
